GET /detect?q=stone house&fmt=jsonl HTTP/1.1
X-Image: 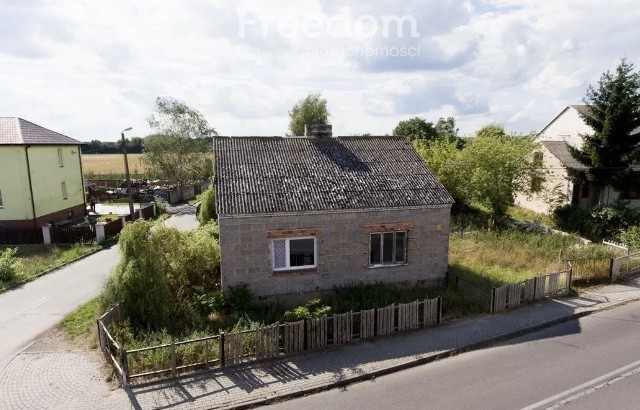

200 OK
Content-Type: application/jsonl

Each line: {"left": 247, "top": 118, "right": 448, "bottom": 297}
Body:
{"left": 214, "top": 125, "right": 454, "bottom": 299}
{"left": 0, "top": 118, "right": 85, "bottom": 228}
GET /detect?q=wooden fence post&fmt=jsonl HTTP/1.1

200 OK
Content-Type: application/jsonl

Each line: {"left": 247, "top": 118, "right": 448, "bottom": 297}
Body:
{"left": 119, "top": 348, "right": 129, "bottom": 387}
{"left": 437, "top": 296, "right": 443, "bottom": 325}
{"left": 609, "top": 258, "right": 614, "bottom": 282}
{"left": 204, "top": 339, "right": 209, "bottom": 369}
{"left": 219, "top": 333, "right": 225, "bottom": 367}
{"left": 171, "top": 339, "right": 176, "bottom": 377}
{"left": 490, "top": 288, "right": 495, "bottom": 313}
{"left": 97, "top": 319, "right": 103, "bottom": 353}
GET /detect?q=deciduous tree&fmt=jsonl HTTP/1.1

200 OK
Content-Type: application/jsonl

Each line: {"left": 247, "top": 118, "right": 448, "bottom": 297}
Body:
{"left": 288, "top": 93, "right": 330, "bottom": 136}
{"left": 143, "top": 97, "right": 215, "bottom": 185}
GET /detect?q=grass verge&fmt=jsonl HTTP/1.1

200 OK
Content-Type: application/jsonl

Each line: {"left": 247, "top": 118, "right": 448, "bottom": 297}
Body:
{"left": 0, "top": 243, "right": 100, "bottom": 289}
{"left": 60, "top": 298, "right": 100, "bottom": 347}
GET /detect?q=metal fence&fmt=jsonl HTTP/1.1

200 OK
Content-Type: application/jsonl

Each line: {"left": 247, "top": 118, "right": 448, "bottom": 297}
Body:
{"left": 98, "top": 297, "right": 443, "bottom": 386}
{"left": 611, "top": 252, "right": 640, "bottom": 282}
{"left": 50, "top": 224, "right": 95, "bottom": 244}
{"left": 104, "top": 219, "right": 124, "bottom": 238}
{"left": 0, "top": 227, "right": 43, "bottom": 245}
{"left": 490, "top": 270, "right": 572, "bottom": 313}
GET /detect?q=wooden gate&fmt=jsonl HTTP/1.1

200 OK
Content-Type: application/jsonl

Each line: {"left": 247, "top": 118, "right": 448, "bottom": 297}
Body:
{"left": 376, "top": 304, "right": 395, "bottom": 336}
{"left": 333, "top": 311, "right": 353, "bottom": 344}
{"left": 255, "top": 323, "right": 279, "bottom": 360}
{"left": 284, "top": 321, "right": 305, "bottom": 353}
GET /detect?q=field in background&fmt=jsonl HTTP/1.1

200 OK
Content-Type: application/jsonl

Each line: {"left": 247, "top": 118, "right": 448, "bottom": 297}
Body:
{"left": 82, "top": 154, "right": 146, "bottom": 178}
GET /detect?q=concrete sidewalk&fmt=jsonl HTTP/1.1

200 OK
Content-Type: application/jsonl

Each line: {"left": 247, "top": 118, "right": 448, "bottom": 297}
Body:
{"left": 2, "top": 276, "right": 640, "bottom": 410}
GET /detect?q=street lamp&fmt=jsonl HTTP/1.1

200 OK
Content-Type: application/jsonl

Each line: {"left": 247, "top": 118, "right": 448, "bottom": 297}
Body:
{"left": 121, "top": 127, "right": 135, "bottom": 220}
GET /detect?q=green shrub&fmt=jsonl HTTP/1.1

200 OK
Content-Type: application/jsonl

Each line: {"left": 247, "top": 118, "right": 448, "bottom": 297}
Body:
{"left": 552, "top": 205, "right": 591, "bottom": 236}
{"left": 103, "top": 220, "right": 221, "bottom": 334}
{"left": 224, "top": 284, "right": 253, "bottom": 312}
{"left": 282, "top": 299, "right": 332, "bottom": 322}
{"left": 589, "top": 204, "right": 640, "bottom": 240}
{"left": 0, "top": 247, "right": 20, "bottom": 283}
{"left": 620, "top": 226, "right": 640, "bottom": 250}
{"left": 553, "top": 203, "right": 640, "bottom": 241}
{"left": 197, "top": 187, "right": 217, "bottom": 225}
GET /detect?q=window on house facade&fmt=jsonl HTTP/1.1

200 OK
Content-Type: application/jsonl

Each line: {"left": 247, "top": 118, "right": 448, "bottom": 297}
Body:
{"left": 272, "top": 237, "right": 316, "bottom": 271}
{"left": 621, "top": 183, "right": 640, "bottom": 199}
{"left": 61, "top": 182, "right": 68, "bottom": 199}
{"left": 369, "top": 231, "right": 407, "bottom": 266}
{"left": 57, "top": 148, "right": 64, "bottom": 167}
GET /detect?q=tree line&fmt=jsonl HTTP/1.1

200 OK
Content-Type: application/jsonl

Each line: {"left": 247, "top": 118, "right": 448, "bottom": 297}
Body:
{"left": 83, "top": 135, "right": 213, "bottom": 154}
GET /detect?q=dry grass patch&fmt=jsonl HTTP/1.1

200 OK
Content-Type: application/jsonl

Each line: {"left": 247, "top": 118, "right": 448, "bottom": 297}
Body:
{"left": 449, "top": 230, "right": 616, "bottom": 288}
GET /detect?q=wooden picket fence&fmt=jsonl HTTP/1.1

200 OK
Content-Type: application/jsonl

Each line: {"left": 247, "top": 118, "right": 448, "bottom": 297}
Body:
{"left": 611, "top": 252, "right": 640, "bottom": 281}
{"left": 565, "top": 257, "right": 612, "bottom": 284}
{"left": 490, "top": 270, "right": 572, "bottom": 313}
{"left": 98, "top": 297, "right": 443, "bottom": 385}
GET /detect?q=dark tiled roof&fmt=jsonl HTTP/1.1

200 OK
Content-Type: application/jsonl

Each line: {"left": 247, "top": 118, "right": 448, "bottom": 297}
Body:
{"left": 215, "top": 136, "right": 454, "bottom": 215}
{"left": 541, "top": 140, "right": 587, "bottom": 170}
{"left": 0, "top": 117, "right": 81, "bottom": 145}
{"left": 570, "top": 104, "right": 590, "bottom": 118}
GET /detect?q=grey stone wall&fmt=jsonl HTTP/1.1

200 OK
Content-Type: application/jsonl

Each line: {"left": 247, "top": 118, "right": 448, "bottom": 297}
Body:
{"left": 219, "top": 206, "right": 451, "bottom": 299}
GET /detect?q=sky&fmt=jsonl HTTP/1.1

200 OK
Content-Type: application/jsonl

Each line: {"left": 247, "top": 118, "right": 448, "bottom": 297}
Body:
{"left": 1, "top": 0, "right": 639, "bottom": 142}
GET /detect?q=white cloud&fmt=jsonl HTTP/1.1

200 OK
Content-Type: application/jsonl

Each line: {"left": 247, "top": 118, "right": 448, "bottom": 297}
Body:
{"left": 0, "top": 0, "right": 638, "bottom": 141}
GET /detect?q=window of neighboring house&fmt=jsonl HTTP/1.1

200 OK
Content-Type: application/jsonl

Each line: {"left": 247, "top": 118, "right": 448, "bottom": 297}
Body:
{"left": 57, "top": 148, "right": 64, "bottom": 167}
{"left": 61, "top": 182, "right": 68, "bottom": 200}
{"left": 0, "top": 189, "right": 3, "bottom": 208}
{"left": 272, "top": 237, "right": 317, "bottom": 271}
{"left": 620, "top": 181, "right": 640, "bottom": 200}
{"left": 530, "top": 152, "right": 544, "bottom": 192}
{"left": 369, "top": 231, "right": 407, "bottom": 267}
{"left": 581, "top": 183, "right": 590, "bottom": 199}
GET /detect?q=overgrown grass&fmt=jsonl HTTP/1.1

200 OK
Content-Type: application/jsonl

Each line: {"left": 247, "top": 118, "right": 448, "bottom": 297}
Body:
{"left": 61, "top": 298, "right": 100, "bottom": 342}
{"left": 507, "top": 205, "right": 555, "bottom": 227}
{"left": 449, "top": 229, "right": 617, "bottom": 288}
{"left": 97, "top": 213, "right": 122, "bottom": 221}
{"left": 0, "top": 244, "right": 99, "bottom": 288}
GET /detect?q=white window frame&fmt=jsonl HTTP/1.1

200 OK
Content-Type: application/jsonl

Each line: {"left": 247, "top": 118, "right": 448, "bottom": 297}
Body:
{"left": 0, "top": 189, "right": 3, "bottom": 208}
{"left": 57, "top": 148, "right": 64, "bottom": 167}
{"left": 369, "top": 231, "right": 408, "bottom": 268}
{"left": 272, "top": 236, "right": 318, "bottom": 272}
{"left": 61, "top": 181, "right": 68, "bottom": 200}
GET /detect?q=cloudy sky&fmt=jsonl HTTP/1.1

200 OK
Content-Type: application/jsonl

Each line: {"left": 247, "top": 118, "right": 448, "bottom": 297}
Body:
{"left": 1, "top": 0, "right": 639, "bottom": 141}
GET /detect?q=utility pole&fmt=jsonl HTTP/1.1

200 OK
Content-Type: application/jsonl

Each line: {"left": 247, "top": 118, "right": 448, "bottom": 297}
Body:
{"left": 121, "top": 127, "right": 135, "bottom": 220}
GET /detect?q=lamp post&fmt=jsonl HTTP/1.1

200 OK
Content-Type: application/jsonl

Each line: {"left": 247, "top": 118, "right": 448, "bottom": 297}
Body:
{"left": 121, "top": 127, "right": 135, "bottom": 220}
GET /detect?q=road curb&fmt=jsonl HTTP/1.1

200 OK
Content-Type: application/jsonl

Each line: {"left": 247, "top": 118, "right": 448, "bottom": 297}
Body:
{"left": 230, "top": 294, "right": 640, "bottom": 410}
{"left": 0, "top": 245, "right": 107, "bottom": 295}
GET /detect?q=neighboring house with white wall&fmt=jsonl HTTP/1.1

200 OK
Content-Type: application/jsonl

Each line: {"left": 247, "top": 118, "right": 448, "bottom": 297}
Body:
{"left": 0, "top": 118, "right": 86, "bottom": 228}
{"left": 517, "top": 105, "right": 640, "bottom": 213}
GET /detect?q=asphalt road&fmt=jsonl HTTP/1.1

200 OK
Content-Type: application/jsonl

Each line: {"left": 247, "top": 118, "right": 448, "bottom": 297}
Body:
{"left": 264, "top": 300, "right": 640, "bottom": 410}
{"left": 0, "top": 245, "right": 118, "bottom": 368}
{"left": 0, "top": 213, "right": 197, "bottom": 369}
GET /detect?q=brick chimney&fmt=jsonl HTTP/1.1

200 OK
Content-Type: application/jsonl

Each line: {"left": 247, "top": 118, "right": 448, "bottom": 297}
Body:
{"left": 304, "top": 124, "right": 333, "bottom": 138}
